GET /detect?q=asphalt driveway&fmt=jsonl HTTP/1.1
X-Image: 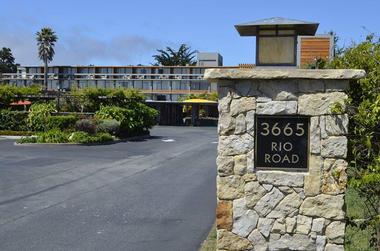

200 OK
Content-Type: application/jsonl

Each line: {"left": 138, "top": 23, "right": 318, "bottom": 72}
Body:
{"left": 0, "top": 126, "right": 217, "bottom": 251}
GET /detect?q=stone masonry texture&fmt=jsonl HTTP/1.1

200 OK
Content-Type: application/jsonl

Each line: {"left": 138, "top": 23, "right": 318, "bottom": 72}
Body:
{"left": 206, "top": 69, "right": 363, "bottom": 251}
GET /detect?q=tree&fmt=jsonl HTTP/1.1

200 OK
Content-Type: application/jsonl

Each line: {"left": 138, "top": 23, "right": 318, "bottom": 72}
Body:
{"left": 328, "top": 34, "right": 380, "bottom": 250}
{"left": 328, "top": 31, "right": 345, "bottom": 57}
{"left": 153, "top": 44, "right": 196, "bottom": 66}
{"left": 36, "top": 27, "right": 58, "bottom": 90}
{"left": 0, "top": 47, "right": 17, "bottom": 74}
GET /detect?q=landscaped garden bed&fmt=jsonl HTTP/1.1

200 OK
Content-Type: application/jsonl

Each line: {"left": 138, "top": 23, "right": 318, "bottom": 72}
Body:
{"left": 0, "top": 86, "right": 158, "bottom": 144}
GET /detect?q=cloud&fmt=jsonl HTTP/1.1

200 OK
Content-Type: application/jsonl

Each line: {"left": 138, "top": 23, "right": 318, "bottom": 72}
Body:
{"left": 0, "top": 23, "right": 163, "bottom": 66}
{"left": 55, "top": 30, "right": 163, "bottom": 65}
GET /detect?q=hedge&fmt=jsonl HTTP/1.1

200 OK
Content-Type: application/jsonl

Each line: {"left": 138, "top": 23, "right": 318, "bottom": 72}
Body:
{"left": 0, "top": 110, "right": 29, "bottom": 131}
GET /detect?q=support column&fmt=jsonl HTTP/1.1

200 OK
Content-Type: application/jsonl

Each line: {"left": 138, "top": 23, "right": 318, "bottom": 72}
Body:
{"left": 191, "top": 104, "right": 199, "bottom": 126}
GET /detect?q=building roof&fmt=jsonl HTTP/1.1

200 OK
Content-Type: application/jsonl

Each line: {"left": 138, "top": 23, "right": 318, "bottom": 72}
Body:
{"left": 235, "top": 17, "right": 319, "bottom": 36}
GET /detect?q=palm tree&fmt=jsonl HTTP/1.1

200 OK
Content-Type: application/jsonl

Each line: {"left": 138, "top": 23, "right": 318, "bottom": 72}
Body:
{"left": 153, "top": 44, "right": 196, "bottom": 66}
{"left": 36, "top": 27, "right": 58, "bottom": 90}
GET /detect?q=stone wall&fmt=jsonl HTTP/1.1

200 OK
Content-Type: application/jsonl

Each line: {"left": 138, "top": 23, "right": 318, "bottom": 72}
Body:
{"left": 206, "top": 69, "right": 365, "bottom": 251}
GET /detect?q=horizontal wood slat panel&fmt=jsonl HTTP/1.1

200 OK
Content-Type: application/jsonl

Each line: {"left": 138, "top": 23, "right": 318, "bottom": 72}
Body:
{"left": 302, "top": 38, "right": 330, "bottom": 42}
{"left": 301, "top": 54, "right": 330, "bottom": 57}
{"left": 301, "top": 45, "right": 329, "bottom": 47}
{"left": 302, "top": 45, "right": 330, "bottom": 50}
{"left": 301, "top": 50, "right": 330, "bottom": 53}
{"left": 302, "top": 41, "right": 330, "bottom": 44}
{"left": 300, "top": 37, "right": 331, "bottom": 67}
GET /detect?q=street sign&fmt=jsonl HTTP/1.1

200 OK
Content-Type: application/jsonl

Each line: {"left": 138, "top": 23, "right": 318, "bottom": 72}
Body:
{"left": 255, "top": 115, "right": 309, "bottom": 171}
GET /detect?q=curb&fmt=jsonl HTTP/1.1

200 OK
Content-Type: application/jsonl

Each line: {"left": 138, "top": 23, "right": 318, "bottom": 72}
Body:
{"left": 0, "top": 135, "right": 24, "bottom": 140}
{"left": 13, "top": 134, "right": 151, "bottom": 146}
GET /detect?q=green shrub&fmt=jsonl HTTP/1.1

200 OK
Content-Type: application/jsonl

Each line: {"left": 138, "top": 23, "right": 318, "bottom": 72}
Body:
{"left": 327, "top": 34, "right": 380, "bottom": 249}
{"left": 95, "top": 106, "right": 132, "bottom": 133}
{"left": 68, "top": 131, "right": 113, "bottom": 144}
{"left": 76, "top": 88, "right": 111, "bottom": 112}
{"left": 96, "top": 119, "right": 120, "bottom": 135}
{"left": 0, "top": 86, "right": 16, "bottom": 106}
{"left": 94, "top": 106, "right": 126, "bottom": 121}
{"left": 123, "top": 89, "right": 145, "bottom": 102}
{"left": 0, "top": 110, "right": 29, "bottom": 131}
{"left": 65, "top": 88, "right": 145, "bottom": 112}
{"left": 95, "top": 104, "right": 157, "bottom": 136}
{"left": 47, "top": 115, "right": 78, "bottom": 131}
{"left": 0, "top": 84, "right": 41, "bottom": 106}
{"left": 94, "top": 132, "right": 114, "bottom": 143}
{"left": 75, "top": 119, "right": 97, "bottom": 134}
{"left": 121, "top": 102, "right": 158, "bottom": 134}
{"left": 68, "top": 131, "right": 91, "bottom": 144}
{"left": 129, "top": 102, "right": 158, "bottom": 130}
{"left": 36, "top": 129, "right": 68, "bottom": 143}
{"left": 27, "top": 103, "right": 55, "bottom": 131}
{"left": 16, "top": 136, "right": 37, "bottom": 144}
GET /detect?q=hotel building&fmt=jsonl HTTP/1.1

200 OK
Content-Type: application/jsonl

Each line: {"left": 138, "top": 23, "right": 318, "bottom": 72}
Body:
{"left": 1, "top": 18, "right": 334, "bottom": 102}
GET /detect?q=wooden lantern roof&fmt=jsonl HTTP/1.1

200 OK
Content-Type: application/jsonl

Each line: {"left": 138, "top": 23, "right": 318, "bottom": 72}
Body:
{"left": 235, "top": 17, "right": 319, "bottom": 36}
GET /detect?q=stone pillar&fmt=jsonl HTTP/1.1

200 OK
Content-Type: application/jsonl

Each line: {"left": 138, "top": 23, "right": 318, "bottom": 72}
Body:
{"left": 205, "top": 69, "right": 365, "bottom": 251}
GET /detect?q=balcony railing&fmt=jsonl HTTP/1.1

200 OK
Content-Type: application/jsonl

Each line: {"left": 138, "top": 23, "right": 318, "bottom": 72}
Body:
{"left": 1, "top": 73, "right": 206, "bottom": 81}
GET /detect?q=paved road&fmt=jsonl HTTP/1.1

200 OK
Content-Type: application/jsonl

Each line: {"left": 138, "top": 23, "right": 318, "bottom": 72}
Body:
{"left": 0, "top": 126, "right": 217, "bottom": 251}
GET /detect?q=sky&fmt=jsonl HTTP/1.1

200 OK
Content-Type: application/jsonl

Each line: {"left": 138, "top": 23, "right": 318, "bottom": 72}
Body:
{"left": 1, "top": 0, "right": 379, "bottom": 66}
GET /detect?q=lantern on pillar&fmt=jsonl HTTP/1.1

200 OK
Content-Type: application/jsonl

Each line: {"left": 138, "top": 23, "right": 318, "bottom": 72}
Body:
{"left": 235, "top": 17, "right": 319, "bottom": 66}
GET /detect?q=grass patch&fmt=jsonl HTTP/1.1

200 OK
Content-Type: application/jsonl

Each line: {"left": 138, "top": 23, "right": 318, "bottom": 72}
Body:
{"left": 199, "top": 223, "right": 216, "bottom": 251}
{"left": 68, "top": 131, "right": 114, "bottom": 144}
{"left": 16, "top": 129, "right": 114, "bottom": 144}
{"left": 17, "top": 136, "right": 37, "bottom": 143}
{"left": 345, "top": 187, "right": 376, "bottom": 251}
